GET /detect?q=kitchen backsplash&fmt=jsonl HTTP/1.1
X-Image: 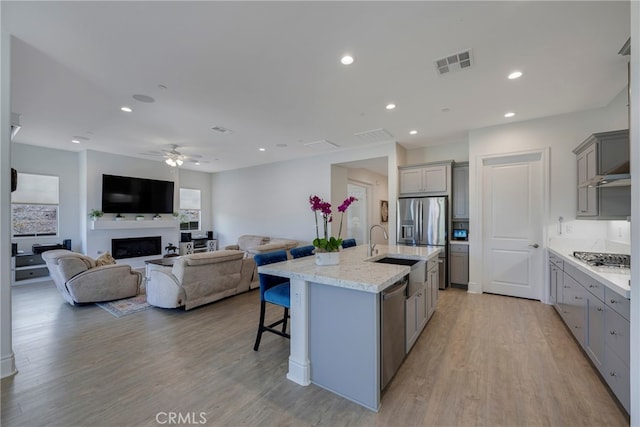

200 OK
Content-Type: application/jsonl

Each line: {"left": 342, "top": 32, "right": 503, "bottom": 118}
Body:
{"left": 547, "top": 219, "right": 630, "bottom": 254}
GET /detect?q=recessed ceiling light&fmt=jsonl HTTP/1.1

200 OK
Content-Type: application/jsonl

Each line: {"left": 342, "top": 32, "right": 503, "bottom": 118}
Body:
{"left": 120, "top": 106, "right": 133, "bottom": 113}
{"left": 508, "top": 71, "right": 523, "bottom": 80}
{"left": 504, "top": 112, "right": 516, "bottom": 118}
{"left": 194, "top": 162, "right": 200, "bottom": 166}
{"left": 71, "top": 139, "right": 81, "bottom": 144}
{"left": 409, "top": 130, "right": 418, "bottom": 135}
{"left": 259, "top": 148, "right": 266, "bottom": 152}
{"left": 385, "top": 103, "right": 396, "bottom": 110}
{"left": 341, "top": 55, "right": 354, "bottom": 65}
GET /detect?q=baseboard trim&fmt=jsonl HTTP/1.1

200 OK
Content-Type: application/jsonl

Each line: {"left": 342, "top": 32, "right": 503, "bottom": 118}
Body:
{"left": 467, "top": 281, "right": 482, "bottom": 294}
{"left": 1, "top": 352, "right": 17, "bottom": 379}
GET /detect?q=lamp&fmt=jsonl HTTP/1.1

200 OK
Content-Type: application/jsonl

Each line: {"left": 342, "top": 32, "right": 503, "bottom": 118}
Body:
{"left": 165, "top": 157, "right": 183, "bottom": 167}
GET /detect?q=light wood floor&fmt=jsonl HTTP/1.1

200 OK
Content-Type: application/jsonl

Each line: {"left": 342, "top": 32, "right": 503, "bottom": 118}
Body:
{"left": 1, "top": 281, "right": 629, "bottom": 427}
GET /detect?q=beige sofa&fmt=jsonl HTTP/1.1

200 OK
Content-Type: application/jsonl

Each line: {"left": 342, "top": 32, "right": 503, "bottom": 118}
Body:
{"left": 225, "top": 235, "right": 298, "bottom": 288}
{"left": 225, "top": 234, "right": 298, "bottom": 256}
{"left": 42, "top": 249, "right": 142, "bottom": 305}
{"left": 146, "top": 250, "right": 254, "bottom": 310}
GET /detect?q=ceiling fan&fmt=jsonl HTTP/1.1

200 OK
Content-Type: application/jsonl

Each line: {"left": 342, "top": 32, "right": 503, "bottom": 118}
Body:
{"left": 144, "top": 144, "right": 205, "bottom": 167}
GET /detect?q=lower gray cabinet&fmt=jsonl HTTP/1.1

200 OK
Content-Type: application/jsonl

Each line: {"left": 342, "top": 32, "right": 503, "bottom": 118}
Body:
{"left": 405, "top": 285, "right": 427, "bottom": 353}
{"left": 551, "top": 252, "right": 630, "bottom": 414}
{"left": 604, "top": 288, "right": 630, "bottom": 413}
{"left": 585, "top": 295, "right": 605, "bottom": 372}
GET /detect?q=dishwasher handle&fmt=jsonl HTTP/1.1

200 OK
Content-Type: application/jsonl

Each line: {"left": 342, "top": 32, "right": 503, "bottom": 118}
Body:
{"left": 383, "top": 280, "right": 407, "bottom": 300}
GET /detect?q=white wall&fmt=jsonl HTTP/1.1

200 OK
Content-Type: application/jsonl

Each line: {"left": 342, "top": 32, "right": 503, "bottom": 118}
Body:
{"left": 81, "top": 150, "right": 212, "bottom": 267}
{"left": 1, "top": 23, "right": 17, "bottom": 378}
{"left": 211, "top": 143, "right": 400, "bottom": 248}
{"left": 630, "top": 4, "right": 639, "bottom": 422}
{"left": 405, "top": 139, "right": 469, "bottom": 164}
{"left": 11, "top": 143, "right": 81, "bottom": 252}
{"left": 467, "top": 88, "right": 629, "bottom": 293}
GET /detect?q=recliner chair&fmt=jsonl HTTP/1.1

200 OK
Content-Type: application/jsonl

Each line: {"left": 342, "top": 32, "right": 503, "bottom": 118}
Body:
{"left": 42, "top": 249, "right": 141, "bottom": 305}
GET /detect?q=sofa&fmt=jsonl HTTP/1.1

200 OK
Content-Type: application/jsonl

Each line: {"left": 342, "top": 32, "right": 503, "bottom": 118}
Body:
{"left": 225, "top": 234, "right": 298, "bottom": 256}
{"left": 146, "top": 250, "right": 255, "bottom": 310}
{"left": 42, "top": 249, "right": 142, "bottom": 305}
{"left": 225, "top": 235, "right": 298, "bottom": 288}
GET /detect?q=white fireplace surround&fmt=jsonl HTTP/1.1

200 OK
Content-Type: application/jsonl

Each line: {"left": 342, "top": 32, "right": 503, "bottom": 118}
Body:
{"left": 87, "top": 219, "right": 180, "bottom": 269}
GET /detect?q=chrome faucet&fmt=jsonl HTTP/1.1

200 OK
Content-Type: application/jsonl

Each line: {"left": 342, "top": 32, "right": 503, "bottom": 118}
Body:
{"left": 369, "top": 224, "right": 389, "bottom": 256}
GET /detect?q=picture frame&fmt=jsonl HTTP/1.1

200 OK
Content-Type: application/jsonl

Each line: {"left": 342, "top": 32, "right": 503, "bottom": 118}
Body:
{"left": 380, "top": 200, "right": 389, "bottom": 223}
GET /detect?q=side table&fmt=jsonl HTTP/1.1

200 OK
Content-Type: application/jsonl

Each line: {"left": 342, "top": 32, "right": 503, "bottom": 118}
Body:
{"left": 144, "top": 257, "right": 178, "bottom": 292}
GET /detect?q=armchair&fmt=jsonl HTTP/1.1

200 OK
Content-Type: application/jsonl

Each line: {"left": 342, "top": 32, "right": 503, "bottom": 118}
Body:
{"left": 42, "top": 249, "right": 141, "bottom": 305}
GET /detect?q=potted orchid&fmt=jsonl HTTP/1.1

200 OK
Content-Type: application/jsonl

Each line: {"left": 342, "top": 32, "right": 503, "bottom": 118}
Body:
{"left": 309, "top": 194, "right": 357, "bottom": 265}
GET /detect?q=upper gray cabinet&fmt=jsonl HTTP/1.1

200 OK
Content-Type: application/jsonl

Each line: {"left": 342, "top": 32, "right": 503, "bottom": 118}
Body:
{"left": 399, "top": 162, "right": 451, "bottom": 195}
{"left": 452, "top": 162, "right": 469, "bottom": 220}
{"left": 573, "top": 130, "right": 630, "bottom": 220}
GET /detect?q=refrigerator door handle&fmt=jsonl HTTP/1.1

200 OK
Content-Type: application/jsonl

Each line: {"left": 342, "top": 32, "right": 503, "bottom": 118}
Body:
{"left": 418, "top": 201, "right": 423, "bottom": 242}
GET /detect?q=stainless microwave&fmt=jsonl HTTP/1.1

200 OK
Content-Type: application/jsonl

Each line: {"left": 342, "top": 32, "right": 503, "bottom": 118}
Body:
{"left": 452, "top": 229, "right": 468, "bottom": 240}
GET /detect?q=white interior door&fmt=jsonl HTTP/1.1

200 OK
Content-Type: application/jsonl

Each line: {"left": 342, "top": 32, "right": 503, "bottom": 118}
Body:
{"left": 347, "top": 183, "right": 367, "bottom": 245}
{"left": 482, "top": 153, "right": 544, "bottom": 300}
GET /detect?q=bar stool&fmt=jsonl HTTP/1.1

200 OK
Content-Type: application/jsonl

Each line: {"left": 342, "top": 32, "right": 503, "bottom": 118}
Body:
{"left": 253, "top": 250, "right": 290, "bottom": 351}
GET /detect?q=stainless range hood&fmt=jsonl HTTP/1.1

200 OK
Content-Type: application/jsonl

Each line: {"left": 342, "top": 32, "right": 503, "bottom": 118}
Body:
{"left": 582, "top": 160, "right": 631, "bottom": 188}
{"left": 10, "top": 112, "right": 21, "bottom": 140}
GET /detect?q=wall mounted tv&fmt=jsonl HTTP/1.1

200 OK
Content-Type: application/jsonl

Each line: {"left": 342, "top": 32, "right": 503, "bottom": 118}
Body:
{"left": 102, "top": 174, "right": 175, "bottom": 214}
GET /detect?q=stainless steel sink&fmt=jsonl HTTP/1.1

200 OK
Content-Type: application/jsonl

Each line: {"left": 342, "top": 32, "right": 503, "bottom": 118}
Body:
{"left": 373, "top": 257, "right": 420, "bottom": 267}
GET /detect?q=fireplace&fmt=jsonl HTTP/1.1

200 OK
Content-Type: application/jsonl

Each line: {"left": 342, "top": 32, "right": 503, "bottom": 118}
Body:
{"left": 112, "top": 236, "right": 161, "bottom": 259}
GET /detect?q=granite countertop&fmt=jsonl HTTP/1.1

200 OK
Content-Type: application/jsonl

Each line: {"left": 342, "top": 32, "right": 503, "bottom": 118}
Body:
{"left": 258, "top": 244, "right": 441, "bottom": 293}
{"left": 548, "top": 244, "right": 630, "bottom": 299}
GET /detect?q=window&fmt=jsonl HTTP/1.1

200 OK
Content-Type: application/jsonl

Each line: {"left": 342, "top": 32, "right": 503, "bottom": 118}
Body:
{"left": 179, "top": 188, "right": 201, "bottom": 231}
{"left": 12, "top": 173, "right": 59, "bottom": 237}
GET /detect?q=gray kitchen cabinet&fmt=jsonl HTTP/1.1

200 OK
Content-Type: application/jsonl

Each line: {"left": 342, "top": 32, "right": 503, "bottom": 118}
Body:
{"left": 573, "top": 129, "right": 630, "bottom": 220}
{"left": 586, "top": 294, "right": 605, "bottom": 372}
{"left": 452, "top": 162, "right": 469, "bottom": 220}
{"left": 450, "top": 244, "right": 469, "bottom": 285}
{"left": 561, "top": 271, "right": 587, "bottom": 348}
{"left": 604, "top": 288, "right": 630, "bottom": 413}
{"left": 550, "top": 250, "right": 630, "bottom": 414}
{"left": 548, "top": 252, "right": 564, "bottom": 306}
{"left": 427, "top": 258, "right": 439, "bottom": 319}
{"left": 399, "top": 163, "right": 450, "bottom": 195}
{"left": 576, "top": 144, "right": 597, "bottom": 216}
{"left": 405, "top": 284, "right": 427, "bottom": 353}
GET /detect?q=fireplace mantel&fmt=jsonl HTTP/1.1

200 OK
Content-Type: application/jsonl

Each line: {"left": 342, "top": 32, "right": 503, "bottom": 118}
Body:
{"left": 91, "top": 220, "right": 179, "bottom": 230}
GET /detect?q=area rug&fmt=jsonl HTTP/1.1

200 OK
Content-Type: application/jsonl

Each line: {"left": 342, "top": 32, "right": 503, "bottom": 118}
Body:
{"left": 96, "top": 294, "right": 151, "bottom": 318}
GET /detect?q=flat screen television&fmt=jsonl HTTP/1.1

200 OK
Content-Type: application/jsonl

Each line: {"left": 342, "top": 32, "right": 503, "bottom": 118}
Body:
{"left": 102, "top": 174, "right": 174, "bottom": 214}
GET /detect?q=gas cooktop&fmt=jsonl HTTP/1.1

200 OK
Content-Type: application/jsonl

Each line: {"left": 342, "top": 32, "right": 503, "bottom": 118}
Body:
{"left": 573, "top": 251, "right": 631, "bottom": 268}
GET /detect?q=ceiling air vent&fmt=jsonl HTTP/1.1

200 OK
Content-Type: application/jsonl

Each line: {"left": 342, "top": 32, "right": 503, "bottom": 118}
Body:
{"left": 354, "top": 128, "right": 394, "bottom": 143}
{"left": 304, "top": 139, "right": 339, "bottom": 150}
{"left": 210, "top": 125, "right": 234, "bottom": 135}
{"left": 434, "top": 49, "right": 473, "bottom": 75}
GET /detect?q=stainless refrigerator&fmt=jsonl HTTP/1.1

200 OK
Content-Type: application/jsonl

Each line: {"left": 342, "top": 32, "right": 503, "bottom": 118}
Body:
{"left": 397, "top": 196, "right": 448, "bottom": 289}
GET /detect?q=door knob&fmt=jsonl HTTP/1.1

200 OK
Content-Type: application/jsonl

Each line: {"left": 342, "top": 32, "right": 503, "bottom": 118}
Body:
{"left": 528, "top": 243, "right": 539, "bottom": 248}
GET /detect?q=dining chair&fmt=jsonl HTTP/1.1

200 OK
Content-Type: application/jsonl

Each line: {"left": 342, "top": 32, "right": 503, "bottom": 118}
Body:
{"left": 341, "top": 238, "right": 357, "bottom": 248}
{"left": 290, "top": 245, "right": 315, "bottom": 259}
{"left": 253, "top": 250, "right": 290, "bottom": 351}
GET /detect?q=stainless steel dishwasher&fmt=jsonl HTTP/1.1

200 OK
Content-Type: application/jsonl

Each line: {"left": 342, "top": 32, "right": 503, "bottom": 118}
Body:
{"left": 381, "top": 275, "right": 408, "bottom": 390}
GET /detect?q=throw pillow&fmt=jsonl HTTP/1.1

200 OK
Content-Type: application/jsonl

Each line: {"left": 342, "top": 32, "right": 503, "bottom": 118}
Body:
{"left": 95, "top": 251, "right": 116, "bottom": 266}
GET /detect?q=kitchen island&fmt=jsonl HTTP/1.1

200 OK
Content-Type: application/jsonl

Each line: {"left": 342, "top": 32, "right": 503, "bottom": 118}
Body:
{"left": 258, "top": 244, "right": 441, "bottom": 411}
